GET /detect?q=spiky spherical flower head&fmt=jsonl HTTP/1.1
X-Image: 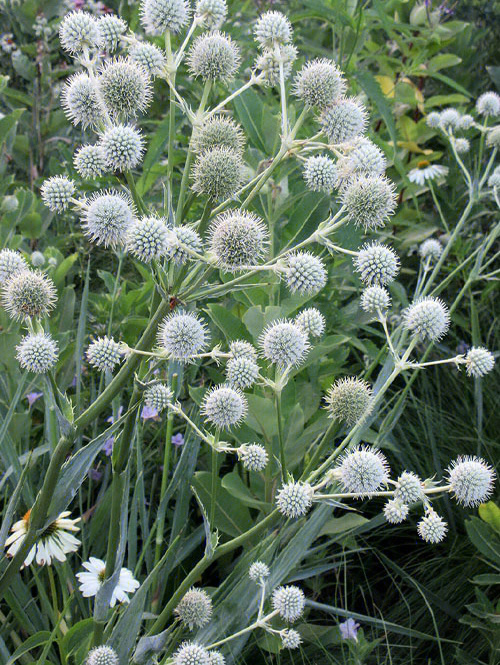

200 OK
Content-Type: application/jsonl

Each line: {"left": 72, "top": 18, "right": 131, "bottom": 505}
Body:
{"left": 249, "top": 560, "right": 270, "bottom": 581}
{"left": 282, "top": 629, "right": 302, "bottom": 649}
{"left": 74, "top": 145, "right": 107, "bottom": 179}
{"left": 229, "top": 340, "right": 257, "bottom": 362}
{"left": 254, "top": 11, "right": 292, "bottom": 49}
{"left": 360, "top": 285, "right": 391, "bottom": 314}
{"left": 488, "top": 166, "right": 500, "bottom": 188}
{"left": 31, "top": 252, "right": 45, "bottom": 268}
{"left": 192, "top": 147, "right": 244, "bottom": 201}
{"left": 59, "top": 11, "right": 103, "bottom": 54}
{"left": 207, "top": 652, "right": 225, "bottom": 665}
{"left": 201, "top": 384, "right": 247, "bottom": 430}
{"left": 339, "top": 138, "right": 387, "bottom": 178}
{"left": 460, "top": 113, "right": 474, "bottom": 129}
{"left": 337, "top": 446, "right": 390, "bottom": 496}
{"left": 127, "top": 215, "right": 169, "bottom": 262}
{"left": 175, "top": 588, "right": 213, "bottom": 630}
{"left": 86, "top": 336, "right": 123, "bottom": 372}
{"left": 325, "top": 377, "right": 373, "bottom": 427}
{"left": 86, "top": 646, "right": 119, "bottom": 665}
{"left": 394, "top": 471, "right": 423, "bottom": 504}
{"left": 16, "top": 333, "right": 58, "bottom": 374}
{"left": 454, "top": 137, "right": 470, "bottom": 153}
{"left": 99, "top": 15, "right": 127, "bottom": 52}
{"left": 167, "top": 226, "right": 203, "bottom": 264}
{"left": 259, "top": 320, "right": 310, "bottom": 369}
{"left": 403, "top": 297, "right": 450, "bottom": 342}
{"left": 320, "top": 98, "right": 367, "bottom": 144}
{"left": 295, "top": 308, "right": 325, "bottom": 338}
{"left": 272, "top": 585, "right": 305, "bottom": 622}
{"left": 100, "top": 124, "right": 144, "bottom": 172}
{"left": 293, "top": 58, "right": 345, "bottom": 109}
{"left": 61, "top": 73, "right": 102, "bottom": 129}
{"left": 276, "top": 481, "right": 313, "bottom": 518}
{"left": 417, "top": 510, "right": 447, "bottom": 544}
{"left": 208, "top": 209, "right": 268, "bottom": 270}
{"left": 187, "top": 31, "right": 240, "bottom": 82}
{"left": 447, "top": 456, "right": 495, "bottom": 507}
{"left": 284, "top": 252, "right": 327, "bottom": 295}
{"left": 426, "top": 111, "right": 441, "bottom": 128}
{"left": 0, "top": 249, "right": 28, "bottom": 285}
{"left": 238, "top": 443, "right": 268, "bottom": 471}
{"left": 196, "top": 0, "right": 227, "bottom": 29}
{"left": 255, "top": 44, "right": 297, "bottom": 87}
{"left": 465, "top": 347, "right": 495, "bottom": 378}
{"left": 128, "top": 41, "right": 167, "bottom": 77}
{"left": 354, "top": 243, "right": 400, "bottom": 286}
{"left": 341, "top": 174, "right": 397, "bottom": 231}
{"left": 486, "top": 126, "right": 500, "bottom": 149}
{"left": 477, "top": 91, "right": 500, "bottom": 117}
{"left": 41, "top": 176, "right": 75, "bottom": 212}
{"left": 226, "top": 356, "right": 259, "bottom": 390}
{"left": 98, "top": 58, "right": 152, "bottom": 119}
{"left": 82, "top": 190, "right": 135, "bottom": 248}
{"left": 439, "top": 107, "right": 461, "bottom": 130}
{"left": 419, "top": 238, "right": 442, "bottom": 262}
{"left": 157, "top": 310, "right": 209, "bottom": 361}
{"left": 383, "top": 498, "right": 409, "bottom": 524}
{"left": 173, "top": 642, "right": 210, "bottom": 665}
{"left": 143, "top": 383, "right": 173, "bottom": 412}
{"left": 303, "top": 155, "right": 338, "bottom": 193}
{"left": 141, "top": 0, "right": 190, "bottom": 35}
{"left": 193, "top": 116, "right": 245, "bottom": 155}
{"left": 2, "top": 270, "right": 56, "bottom": 321}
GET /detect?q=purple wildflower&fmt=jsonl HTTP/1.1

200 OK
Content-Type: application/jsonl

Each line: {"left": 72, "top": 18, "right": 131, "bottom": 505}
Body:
{"left": 141, "top": 405, "right": 159, "bottom": 421}
{"left": 26, "top": 392, "right": 43, "bottom": 407}
{"left": 103, "top": 437, "right": 114, "bottom": 456}
{"left": 89, "top": 468, "right": 103, "bottom": 482}
{"left": 172, "top": 433, "right": 184, "bottom": 446}
{"left": 339, "top": 618, "right": 360, "bottom": 642}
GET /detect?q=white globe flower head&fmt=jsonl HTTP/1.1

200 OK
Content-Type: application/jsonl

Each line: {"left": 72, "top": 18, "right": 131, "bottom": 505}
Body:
{"left": 488, "top": 166, "right": 500, "bottom": 188}
{"left": 325, "top": 377, "right": 373, "bottom": 427}
{"left": 167, "top": 226, "right": 203, "bottom": 265}
{"left": 99, "top": 15, "right": 127, "bottom": 52}
{"left": 341, "top": 174, "right": 397, "bottom": 231}
{"left": 41, "top": 176, "right": 75, "bottom": 212}
{"left": 447, "top": 456, "right": 495, "bottom": 507}
{"left": 0, "top": 249, "right": 28, "bottom": 285}
{"left": 338, "top": 138, "right": 387, "bottom": 179}
{"left": 141, "top": 0, "right": 190, "bottom": 35}
{"left": 254, "top": 11, "right": 292, "bottom": 49}
{"left": 77, "top": 557, "right": 140, "bottom": 607}
{"left": 208, "top": 209, "right": 268, "bottom": 271}
{"left": 259, "top": 320, "right": 310, "bottom": 369}
{"left": 100, "top": 124, "right": 144, "bottom": 172}
{"left": 292, "top": 58, "right": 346, "bottom": 109}
{"left": 193, "top": 115, "right": 245, "bottom": 155}
{"left": 255, "top": 44, "right": 297, "bottom": 88}
{"left": 439, "top": 107, "right": 461, "bottom": 131}
{"left": 16, "top": 333, "right": 58, "bottom": 373}
{"left": 61, "top": 73, "right": 102, "bottom": 129}
{"left": 230, "top": 340, "right": 258, "bottom": 362}
{"left": 201, "top": 384, "right": 247, "bottom": 430}
{"left": 86, "top": 336, "right": 124, "bottom": 372}
{"left": 394, "top": 471, "right": 423, "bottom": 504}
{"left": 157, "top": 310, "right": 209, "bottom": 361}
{"left": 238, "top": 443, "right": 268, "bottom": 471}
{"left": 175, "top": 587, "right": 213, "bottom": 630}
{"left": 81, "top": 190, "right": 136, "bottom": 248}
{"left": 187, "top": 31, "right": 240, "bottom": 83}
{"left": 226, "top": 356, "right": 260, "bottom": 390}
{"left": 86, "top": 646, "right": 119, "bottom": 665}
{"left": 354, "top": 243, "right": 400, "bottom": 286}
{"left": 272, "top": 585, "right": 305, "bottom": 622}
{"left": 207, "top": 652, "right": 224, "bottom": 665}
{"left": 360, "top": 285, "right": 391, "bottom": 314}
{"left": 2, "top": 269, "right": 57, "bottom": 321}
{"left": 74, "top": 144, "right": 107, "bottom": 179}
{"left": 454, "top": 137, "right": 470, "bottom": 153}
{"left": 403, "top": 297, "right": 450, "bottom": 342}
{"left": 285, "top": 252, "right": 327, "bottom": 295}
{"left": 128, "top": 41, "right": 167, "bottom": 76}
{"left": 59, "top": 11, "right": 103, "bottom": 54}
{"left": 419, "top": 238, "right": 442, "bottom": 262}
{"left": 31, "top": 251, "right": 45, "bottom": 268}
{"left": 173, "top": 641, "right": 210, "bottom": 665}
{"left": 337, "top": 445, "right": 390, "bottom": 496}
{"left": 98, "top": 58, "right": 152, "bottom": 119}
{"left": 295, "top": 308, "right": 325, "bottom": 338}
{"left": 143, "top": 383, "right": 173, "bottom": 412}
{"left": 464, "top": 347, "right": 495, "bottom": 378}
{"left": 192, "top": 147, "right": 244, "bottom": 201}
{"left": 486, "top": 126, "right": 500, "bottom": 149}
{"left": 281, "top": 628, "right": 302, "bottom": 649}
{"left": 459, "top": 113, "right": 474, "bottom": 129}
{"left": 248, "top": 560, "right": 270, "bottom": 581}
{"left": 303, "top": 155, "right": 338, "bottom": 193}
{"left": 320, "top": 97, "right": 367, "bottom": 144}
{"left": 126, "top": 215, "right": 169, "bottom": 262}
{"left": 425, "top": 111, "right": 441, "bottom": 128}
{"left": 417, "top": 509, "right": 447, "bottom": 544}
{"left": 276, "top": 481, "right": 313, "bottom": 518}
{"left": 195, "top": 0, "right": 227, "bottom": 29}
{"left": 383, "top": 498, "right": 409, "bottom": 524}
{"left": 476, "top": 91, "right": 500, "bottom": 117}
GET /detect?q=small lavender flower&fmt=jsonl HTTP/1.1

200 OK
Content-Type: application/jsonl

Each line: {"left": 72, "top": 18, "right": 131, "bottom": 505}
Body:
{"left": 141, "top": 405, "right": 160, "bottom": 420}
{"left": 26, "top": 391, "right": 43, "bottom": 407}
{"left": 339, "top": 618, "right": 359, "bottom": 642}
{"left": 172, "top": 433, "right": 184, "bottom": 446}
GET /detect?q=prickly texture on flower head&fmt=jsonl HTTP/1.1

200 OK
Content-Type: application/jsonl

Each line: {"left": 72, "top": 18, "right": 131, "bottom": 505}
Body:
{"left": 74, "top": 144, "right": 107, "bottom": 179}
{"left": 403, "top": 297, "right": 450, "bottom": 342}
{"left": 394, "top": 471, "right": 423, "bottom": 504}
{"left": 383, "top": 498, "right": 409, "bottom": 524}
{"left": 476, "top": 91, "right": 500, "bottom": 117}
{"left": 254, "top": 11, "right": 292, "bottom": 49}
{"left": 208, "top": 209, "right": 268, "bottom": 270}
{"left": 419, "top": 238, "right": 442, "bottom": 262}
{"left": 157, "top": 310, "right": 209, "bottom": 361}
{"left": 229, "top": 340, "right": 257, "bottom": 361}
{"left": 0, "top": 249, "right": 28, "bottom": 285}
{"left": 61, "top": 73, "right": 102, "bottom": 128}
{"left": 167, "top": 226, "right": 203, "bottom": 265}
{"left": 303, "top": 155, "right": 338, "bottom": 193}
{"left": 86, "top": 646, "right": 119, "bottom": 665}
{"left": 98, "top": 58, "right": 152, "bottom": 119}
{"left": 276, "top": 481, "right": 313, "bottom": 518}
{"left": 360, "top": 285, "right": 391, "bottom": 313}
{"left": 295, "top": 308, "right": 325, "bottom": 338}
{"left": 340, "top": 174, "right": 397, "bottom": 230}
{"left": 173, "top": 641, "right": 210, "bottom": 665}
{"left": 293, "top": 58, "right": 345, "bottom": 109}
{"left": 284, "top": 252, "right": 327, "bottom": 295}
{"left": 16, "top": 333, "right": 59, "bottom": 374}
{"left": 126, "top": 216, "right": 169, "bottom": 262}
{"left": 86, "top": 337, "right": 123, "bottom": 372}
{"left": 192, "top": 147, "right": 244, "bottom": 201}
{"left": 187, "top": 31, "right": 240, "bottom": 82}
{"left": 320, "top": 97, "right": 367, "bottom": 144}
{"left": 193, "top": 116, "right": 245, "bottom": 155}
{"left": 325, "top": 377, "right": 373, "bottom": 427}
{"left": 195, "top": 0, "right": 227, "bottom": 29}
{"left": 81, "top": 190, "right": 136, "bottom": 248}
{"left": 447, "top": 456, "right": 495, "bottom": 507}
{"left": 2, "top": 269, "right": 56, "bottom": 321}
{"left": 338, "top": 138, "right": 386, "bottom": 178}
{"left": 128, "top": 41, "right": 167, "bottom": 76}
{"left": 59, "top": 11, "right": 103, "bottom": 54}
{"left": 226, "top": 356, "right": 259, "bottom": 390}
{"left": 255, "top": 44, "right": 297, "bottom": 87}
{"left": 143, "top": 384, "right": 173, "bottom": 412}
{"left": 439, "top": 107, "right": 460, "bottom": 130}
{"left": 336, "top": 445, "right": 390, "bottom": 496}
{"left": 281, "top": 628, "right": 302, "bottom": 649}
{"left": 175, "top": 588, "right": 213, "bottom": 630}
{"left": 201, "top": 384, "right": 247, "bottom": 430}
{"left": 417, "top": 510, "right": 447, "bottom": 544}
{"left": 141, "top": 0, "right": 190, "bottom": 35}
{"left": 249, "top": 560, "right": 270, "bottom": 580}
{"left": 272, "top": 585, "right": 305, "bottom": 621}
{"left": 259, "top": 320, "right": 310, "bottom": 369}
{"left": 465, "top": 347, "right": 495, "bottom": 378}
{"left": 100, "top": 124, "right": 144, "bottom": 172}
{"left": 238, "top": 444, "right": 268, "bottom": 471}
{"left": 98, "top": 15, "right": 127, "bottom": 52}
{"left": 41, "top": 176, "right": 75, "bottom": 212}
{"left": 354, "top": 243, "right": 400, "bottom": 286}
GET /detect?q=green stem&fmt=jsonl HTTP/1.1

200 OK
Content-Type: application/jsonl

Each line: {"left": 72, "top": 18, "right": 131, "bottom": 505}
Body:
{"left": 274, "top": 378, "right": 286, "bottom": 481}
{"left": 209, "top": 431, "right": 220, "bottom": 529}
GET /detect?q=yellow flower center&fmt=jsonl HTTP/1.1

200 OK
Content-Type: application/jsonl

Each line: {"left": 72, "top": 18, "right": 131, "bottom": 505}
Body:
{"left": 417, "top": 160, "right": 430, "bottom": 169}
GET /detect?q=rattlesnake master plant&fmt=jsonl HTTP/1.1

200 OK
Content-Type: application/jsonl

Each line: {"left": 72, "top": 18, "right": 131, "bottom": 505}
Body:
{"left": 0, "top": 3, "right": 497, "bottom": 664}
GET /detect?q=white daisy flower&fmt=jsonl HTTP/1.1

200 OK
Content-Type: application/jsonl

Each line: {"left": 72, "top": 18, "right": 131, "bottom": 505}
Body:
{"left": 76, "top": 557, "right": 140, "bottom": 607}
{"left": 408, "top": 161, "right": 449, "bottom": 186}
{"left": 5, "top": 509, "right": 80, "bottom": 568}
